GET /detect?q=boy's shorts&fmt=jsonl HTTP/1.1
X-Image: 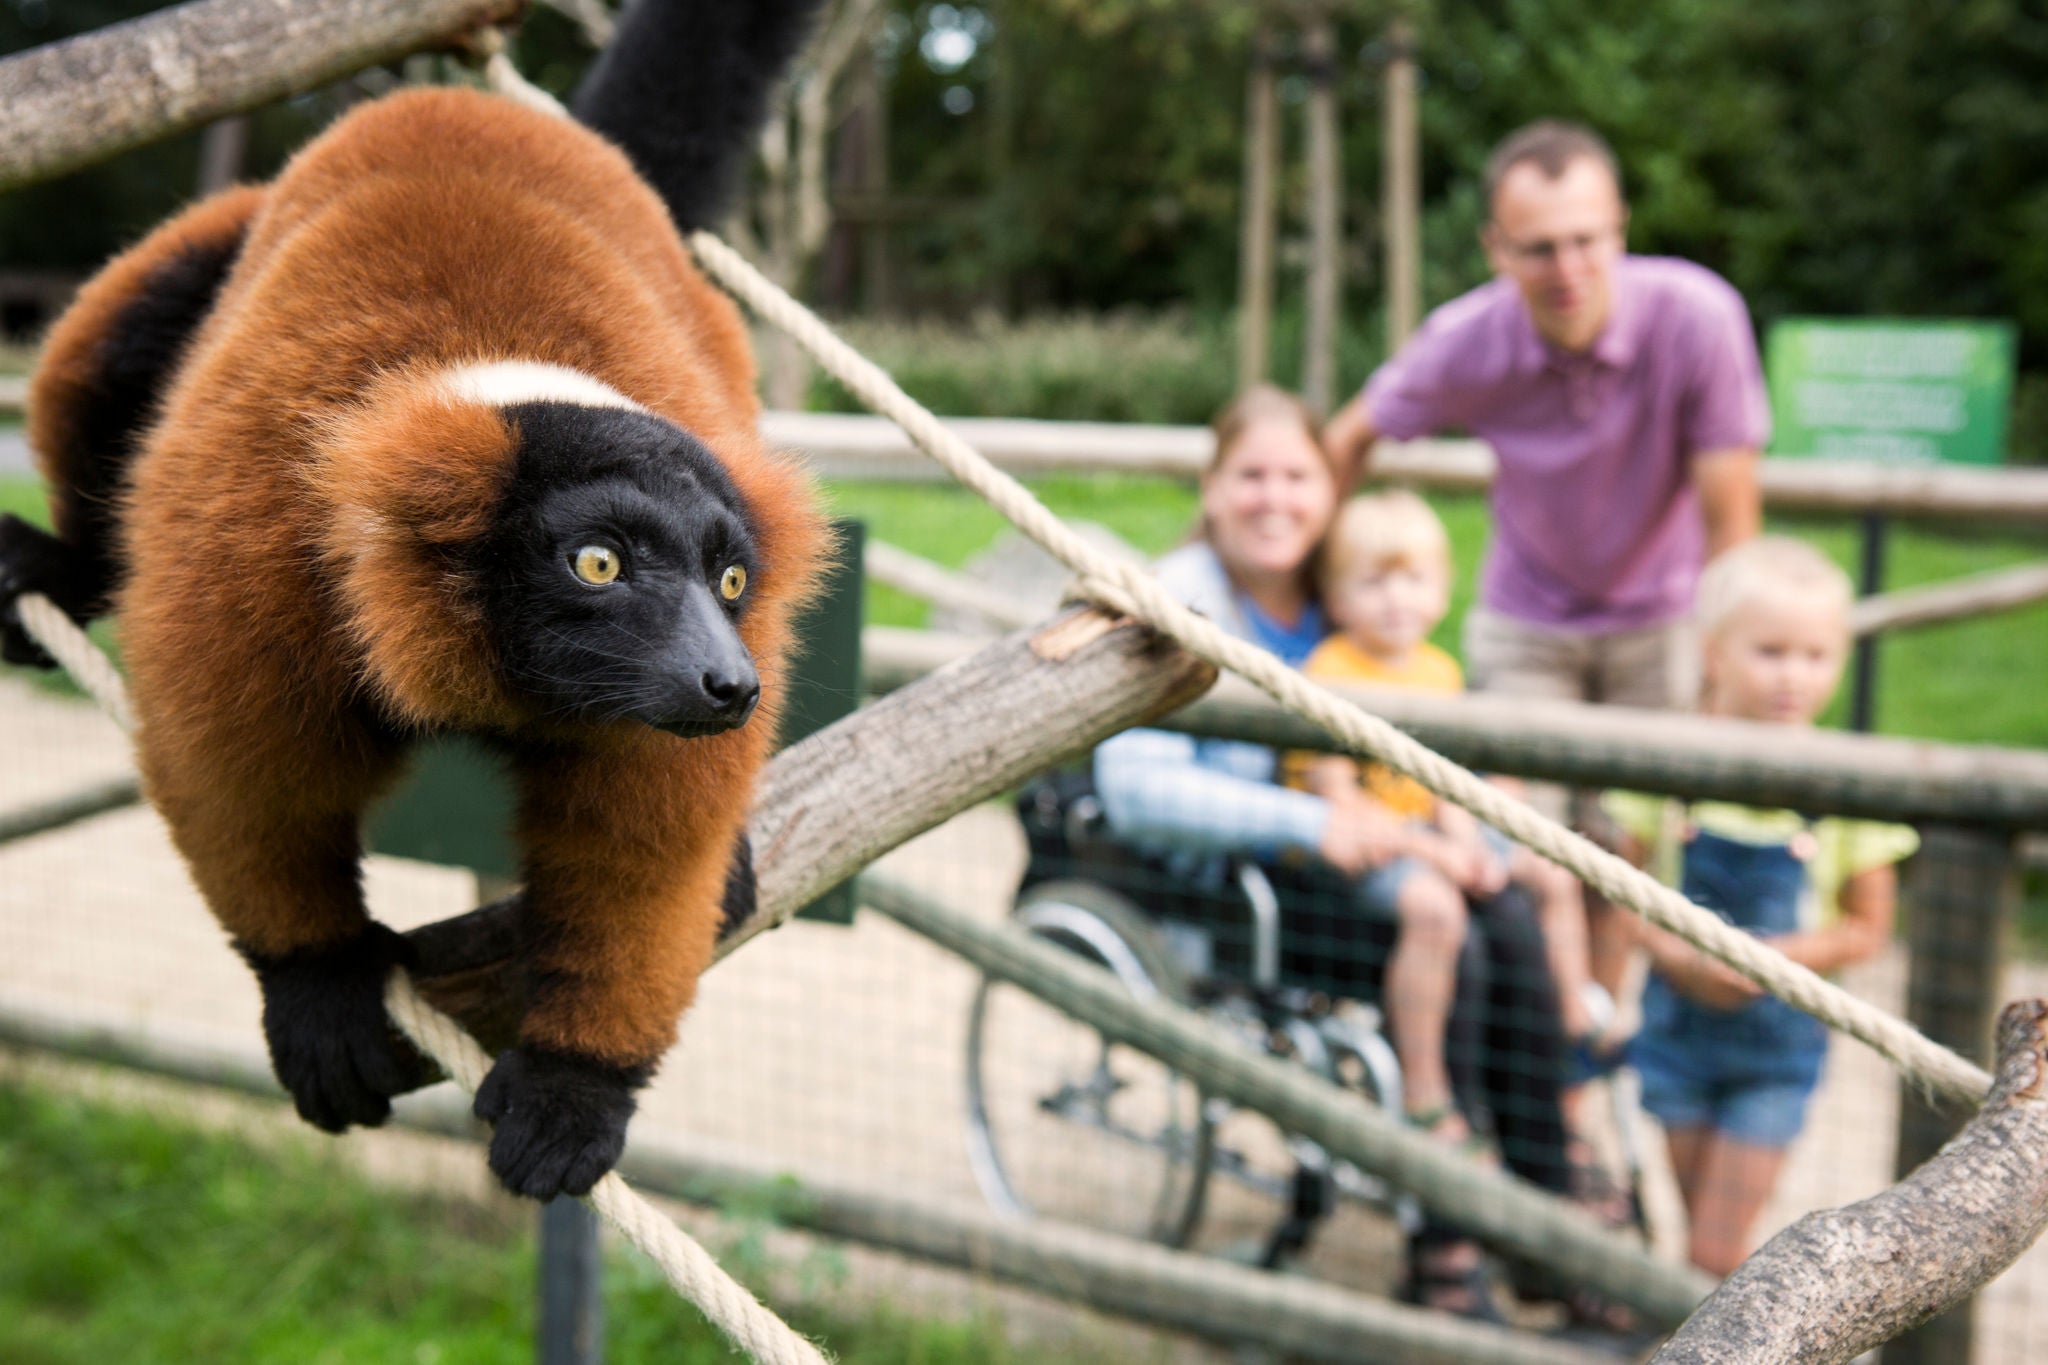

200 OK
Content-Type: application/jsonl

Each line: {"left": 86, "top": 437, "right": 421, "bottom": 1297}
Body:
{"left": 1355, "top": 854, "right": 1427, "bottom": 919}
{"left": 1634, "top": 1050, "right": 1817, "bottom": 1149}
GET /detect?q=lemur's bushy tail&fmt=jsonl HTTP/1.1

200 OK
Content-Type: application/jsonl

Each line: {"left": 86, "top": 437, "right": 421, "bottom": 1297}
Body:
{"left": 571, "top": 0, "right": 829, "bottom": 232}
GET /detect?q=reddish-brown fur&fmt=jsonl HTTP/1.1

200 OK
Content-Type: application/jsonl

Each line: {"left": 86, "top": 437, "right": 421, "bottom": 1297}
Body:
{"left": 42, "top": 89, "right": 828, "bottom": 1069}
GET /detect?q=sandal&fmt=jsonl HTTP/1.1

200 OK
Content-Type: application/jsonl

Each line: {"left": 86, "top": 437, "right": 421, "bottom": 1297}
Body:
{"left": 1403, "top": 1225, "right": 1511, "bottom": 1325}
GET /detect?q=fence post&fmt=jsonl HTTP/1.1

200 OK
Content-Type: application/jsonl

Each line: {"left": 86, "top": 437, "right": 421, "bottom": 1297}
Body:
{"left": 539, "top": 1197, "right": 605, "bottom": 1365}
{"left": 1886, "top": 822, "right": 2015, "bottom": 1365}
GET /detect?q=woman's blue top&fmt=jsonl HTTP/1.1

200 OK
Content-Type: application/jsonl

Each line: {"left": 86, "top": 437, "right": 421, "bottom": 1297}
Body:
{"left": 1092, "top": 542, "right": 1332, "bottom": 861}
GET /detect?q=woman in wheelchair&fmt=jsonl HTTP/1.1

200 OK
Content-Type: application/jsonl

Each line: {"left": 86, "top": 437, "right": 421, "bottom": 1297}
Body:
{"left": 1088, "top": 387, "right": 1573, "bottom": 1320}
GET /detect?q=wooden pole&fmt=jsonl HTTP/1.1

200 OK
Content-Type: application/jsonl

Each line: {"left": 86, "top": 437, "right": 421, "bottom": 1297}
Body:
{"left": 1881, "top": 823, "right": 2016, "bottom": 1365}
{"left": 1236, "top": 23, "right": 1280, "bottom": 390}
{"left": 1381, "top": 16, "right": 1420, "bottom": 351}
{"left": 0, "top": 0, "right": 525, "bottom": 192}
{"left": 1301, "top": 14, "right": 1342, "bottom": 412}
{"left": 858, "top": 871, "right": 1716, "bottom": 1328}
{"left": 1652, "top": 1000, "right": 2048, "bottom": 1365}
{"left": 753, "top": 410, "right": 2048, "bottom": 522}
{"left": 868, "top": 642, "right": 2048, "bottom": 829}
{"left": 1849, "top": 559, "right": 2048, "bottom": 637}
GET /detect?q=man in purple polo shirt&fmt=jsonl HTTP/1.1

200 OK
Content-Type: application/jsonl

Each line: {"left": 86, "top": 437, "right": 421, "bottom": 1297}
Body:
{"left": 1325, "top": 120, "right": 1767, "bottom": 734}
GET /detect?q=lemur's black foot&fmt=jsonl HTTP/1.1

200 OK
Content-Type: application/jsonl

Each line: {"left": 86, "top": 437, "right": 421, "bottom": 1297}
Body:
{"left": 243, "top": 923, "right": 426, "bottom": 1133}
{"left": 474, "top": 1045, "right": 650, "bottom": 1199}
{"left": 0, "top": 514, "right": 101, "bottom": 668}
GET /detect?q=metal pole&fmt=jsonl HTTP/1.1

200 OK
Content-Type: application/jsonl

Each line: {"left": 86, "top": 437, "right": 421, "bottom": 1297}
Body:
{"left": 539, "top": 1197, "right": 605, "bottom": 1365}
{"left": 1847, "top": 512, "right": 1889, "bottom": 731}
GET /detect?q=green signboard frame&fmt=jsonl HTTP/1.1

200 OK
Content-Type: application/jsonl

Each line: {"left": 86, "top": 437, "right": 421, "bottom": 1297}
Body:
{"left": 1765, "top": 317, "right": 2016, "bottom": 465}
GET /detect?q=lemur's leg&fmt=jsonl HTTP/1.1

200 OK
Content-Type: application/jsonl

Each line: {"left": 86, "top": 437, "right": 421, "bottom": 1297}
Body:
{"left": 479, "top": 732, "right": 754, "bottom": 1199}
{"left": 136, "top": 700, "right": 417, "bottom": 1133}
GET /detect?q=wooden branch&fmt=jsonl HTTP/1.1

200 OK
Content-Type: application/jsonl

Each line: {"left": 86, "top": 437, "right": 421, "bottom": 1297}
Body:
{"left": 859, "top": 870, "right": 1716, "bottom": 1328}
{"left": 405, "top": 607, "right": 1218, "bottom": 1043}
{"left": 863, "top": 540, "right": 1041, "bottom": 631}
{"left": 0, "top": 0, "right": 527, "bottom": 192}
{"left": 1850, "top": 560, "right": 2048, "bottom": 637}
{"left": 760, "top": 411, "right": 2048, "bottom": 525}
{"left": 1652, "top": 999, "right": 2048, "bottom": 1365}
{"left": 862, "top": 627, "right": 2048, "bottom": 828}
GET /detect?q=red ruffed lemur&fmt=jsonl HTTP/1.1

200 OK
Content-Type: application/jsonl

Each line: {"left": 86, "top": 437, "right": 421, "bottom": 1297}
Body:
{"left": 0, "top": 0, "right": 832, "bottom": 1199}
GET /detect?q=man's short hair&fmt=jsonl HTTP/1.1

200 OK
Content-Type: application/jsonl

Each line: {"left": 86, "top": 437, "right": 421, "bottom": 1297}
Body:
{"left": 1483, "top": 120, "right": 1622, "bottom": 215}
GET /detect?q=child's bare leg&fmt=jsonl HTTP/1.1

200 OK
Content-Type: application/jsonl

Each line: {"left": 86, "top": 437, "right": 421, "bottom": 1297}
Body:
{"left": 1513, "top": 848, "right": 1595, "bottom": 1040}
{"left": 1385, "top": 869, "right": 1469, "bottom": 1123}
{"left": 1682, "top": 1131, "right": 1788, "bottom": 1277}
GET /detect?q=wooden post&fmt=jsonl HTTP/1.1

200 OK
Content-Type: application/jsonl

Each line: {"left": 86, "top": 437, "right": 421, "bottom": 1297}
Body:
{"left": 858, "top": 45, "right": 893, "bottom": 315}
{"left": 1236, "top": 22, "right": 1279, "bottom": 390}
{"left": 196, "top": 115, "right": 249, "bottom": 195}
{"left": 1885, "top": 823, "right": 2016, "bottom": 1365}
{"left": 1381, "top": 16, "right": 1420, "bottom": 352}
{"left": 1300, "top": 13, "right": 1341, "bottom": 413}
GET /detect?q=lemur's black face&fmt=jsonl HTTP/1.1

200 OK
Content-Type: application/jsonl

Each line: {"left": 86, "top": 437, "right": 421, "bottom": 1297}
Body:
{"left": 481, "top": 403, "right": 761, "bottom": 737}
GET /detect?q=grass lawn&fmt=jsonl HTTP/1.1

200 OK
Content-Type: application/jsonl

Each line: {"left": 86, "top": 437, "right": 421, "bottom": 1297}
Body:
{"left": 0, "top": 1078, "right": 1124, "bottom": 1365}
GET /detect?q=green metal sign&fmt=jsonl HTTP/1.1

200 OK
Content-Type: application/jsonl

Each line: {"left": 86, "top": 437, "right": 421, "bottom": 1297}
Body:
{"left": 1765, "top": 318, "right": 2016, "bottom": 465}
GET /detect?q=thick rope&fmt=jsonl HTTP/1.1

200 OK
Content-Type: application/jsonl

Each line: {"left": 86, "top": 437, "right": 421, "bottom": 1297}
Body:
{"left": 381, "top": 976, "right": 832, "bottom": 1365}
{"left": 16, "top": 593, "right": 133, "bottom": 733}
{"left": 11, "top": 590, "right": 831, "bottom": 1365}
{"left": 681, "top": 230, "right": 1994, "bottom": 1110}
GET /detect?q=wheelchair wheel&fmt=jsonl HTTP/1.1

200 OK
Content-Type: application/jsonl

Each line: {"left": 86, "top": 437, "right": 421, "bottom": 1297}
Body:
{"left": 964, "top": 879, "right": 1214, "bottom": 1247}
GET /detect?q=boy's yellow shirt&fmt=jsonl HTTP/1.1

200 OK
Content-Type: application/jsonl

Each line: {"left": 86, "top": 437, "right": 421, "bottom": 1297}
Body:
{"left": 1285, "top": 635, "right": 1464, "bottom": 819}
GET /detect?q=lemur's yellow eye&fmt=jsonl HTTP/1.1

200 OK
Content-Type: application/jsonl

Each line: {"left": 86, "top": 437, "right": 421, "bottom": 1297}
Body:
{"left": 573, "top": 545, "right": 621, "bottom": 585}
{"left": 720, "top": 565, "right": 748, "bottom": 601}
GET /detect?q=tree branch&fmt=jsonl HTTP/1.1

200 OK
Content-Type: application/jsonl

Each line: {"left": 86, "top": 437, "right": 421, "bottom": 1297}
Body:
{"left": 0, "top": 0, "right": 528, "bottom": 192}
{"left": 1653, "top": 1000, "right": 2048, "bottom": 1364}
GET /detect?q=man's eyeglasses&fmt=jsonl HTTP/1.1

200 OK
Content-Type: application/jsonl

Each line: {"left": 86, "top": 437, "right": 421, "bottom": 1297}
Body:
{"left": 1492, "top": 224, "right": 1622, "bottom": 266}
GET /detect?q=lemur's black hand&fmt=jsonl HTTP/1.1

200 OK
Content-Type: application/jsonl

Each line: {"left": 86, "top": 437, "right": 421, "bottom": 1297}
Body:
{"left": 0, "top": 514, "right": 89, "bottom": 668}
{"left": 242, "top": 922, "right": 425, "bottom": 1133}
{"left": 474, "top": 1045, "right": 650, "bottom": 1199}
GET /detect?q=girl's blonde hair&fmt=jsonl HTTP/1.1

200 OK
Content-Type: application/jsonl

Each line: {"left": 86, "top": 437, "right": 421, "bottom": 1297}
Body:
{"left": 1695, "top": 536, "right": 1853, "bottom": 639}
{"left": 1318, "top": 488, "right": 1450, "bottom": 589}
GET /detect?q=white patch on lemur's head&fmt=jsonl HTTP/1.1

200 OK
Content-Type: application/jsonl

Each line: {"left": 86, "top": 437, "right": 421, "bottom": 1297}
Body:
{"left": 437, "top": 361, "right": 647, "bottom": 413}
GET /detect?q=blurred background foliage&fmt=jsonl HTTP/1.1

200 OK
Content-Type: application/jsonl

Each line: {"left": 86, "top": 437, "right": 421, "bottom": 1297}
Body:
{"left": 4, "top": 0, "right": 2045, "bottom": 445}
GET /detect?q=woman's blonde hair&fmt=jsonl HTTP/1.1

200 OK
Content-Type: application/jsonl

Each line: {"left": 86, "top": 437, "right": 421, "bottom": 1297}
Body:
{"left": 1318, "top": 488, "right": 1450, "bottom": 589}
{"left": 1695, "top": 536, "right": 1853, "bottom": 639}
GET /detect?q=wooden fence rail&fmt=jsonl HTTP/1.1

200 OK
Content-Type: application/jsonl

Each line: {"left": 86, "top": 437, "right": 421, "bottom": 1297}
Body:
{"left": 759, "top": 411, "right": 2048, "bottom": 524}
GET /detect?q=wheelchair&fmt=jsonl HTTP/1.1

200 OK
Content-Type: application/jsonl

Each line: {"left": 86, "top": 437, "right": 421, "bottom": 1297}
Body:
{"left": 963, "top": 771, "right": 1420, "bottom": 1267}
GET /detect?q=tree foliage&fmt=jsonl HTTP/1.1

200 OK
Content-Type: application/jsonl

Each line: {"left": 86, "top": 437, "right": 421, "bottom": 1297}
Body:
{"left": 5, "top": 0, "right": 2047, "bottom": 439}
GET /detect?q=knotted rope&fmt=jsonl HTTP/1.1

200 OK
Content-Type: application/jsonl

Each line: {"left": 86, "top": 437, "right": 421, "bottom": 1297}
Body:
{"left": 9, "top": 596, "right": 832, "bottom": 1365}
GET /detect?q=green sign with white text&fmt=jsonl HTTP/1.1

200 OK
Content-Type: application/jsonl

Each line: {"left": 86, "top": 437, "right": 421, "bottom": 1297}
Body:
{"left": 1765, "top": 318, "right": 2015, "bottom": 465}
